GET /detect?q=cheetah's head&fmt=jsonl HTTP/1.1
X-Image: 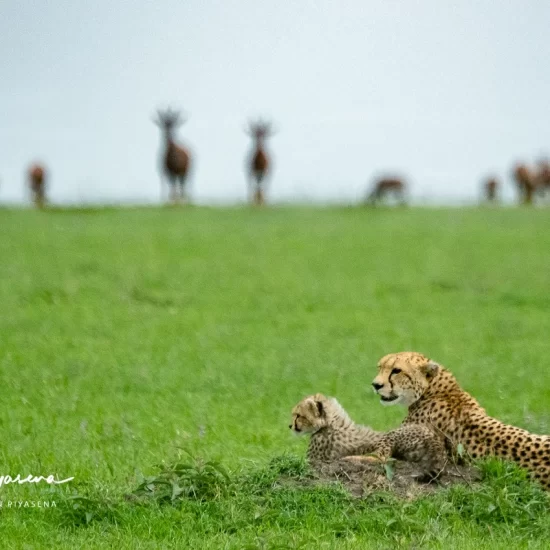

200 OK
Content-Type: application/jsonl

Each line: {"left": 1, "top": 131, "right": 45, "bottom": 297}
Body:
{"left": 371, "top": 352, "right": 440, "bottom": 407}
{"left": 289, "top": 393, "right": 329, "bottom": 435}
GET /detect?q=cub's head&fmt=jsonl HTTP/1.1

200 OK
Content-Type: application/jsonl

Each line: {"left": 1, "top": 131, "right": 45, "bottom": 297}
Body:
{"left": 371, "top": 352, "right": 439, "bottom": 407}
{"left": 289, "top": 393, "right": 329, "bottom": 435}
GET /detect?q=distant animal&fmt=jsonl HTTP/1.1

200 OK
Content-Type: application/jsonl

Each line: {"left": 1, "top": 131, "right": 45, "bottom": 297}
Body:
{"left": 537, "top": 159, "right": 550, "bottom": 198}
{"left": 512, "top": 163, "right": 538, "bottom": 205}
{"left": 245, "top": 119, "right": 274, "bottom": 206}
{"left": 290, "top": 393, "right": 445, "bottom": 479}
{"left": 483, "top": 177, "right": 499, "bottom": 202}
{"left": 28, "top": 163, "right": 46, "bottom": 208}
{"left": 365, "top": 178, "right": 407, "bottom": 206}
{"left": 153, "top": 108, "right": 192, "bottom": 204}
{"left": 372, "top": 352, "right": 550, "bottom": 490}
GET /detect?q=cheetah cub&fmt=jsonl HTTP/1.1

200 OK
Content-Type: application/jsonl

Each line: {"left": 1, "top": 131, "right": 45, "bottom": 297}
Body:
{"left": 290, "top": 393, "right": 446, "bottom": 478}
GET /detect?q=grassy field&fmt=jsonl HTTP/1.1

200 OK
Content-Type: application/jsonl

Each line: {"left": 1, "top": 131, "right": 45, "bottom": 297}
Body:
{"left": 0, "top": 205, "right": 549, "bottom": 548}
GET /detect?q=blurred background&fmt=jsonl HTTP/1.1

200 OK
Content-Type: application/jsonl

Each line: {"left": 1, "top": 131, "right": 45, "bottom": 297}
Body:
{"left": 1, "top": 0, "right": 550, "bottom": 206}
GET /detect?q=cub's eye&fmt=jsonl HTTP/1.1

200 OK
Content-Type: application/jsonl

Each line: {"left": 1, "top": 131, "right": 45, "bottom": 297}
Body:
{"left": 391, "top": 368, "right": 402, "bottom": 375}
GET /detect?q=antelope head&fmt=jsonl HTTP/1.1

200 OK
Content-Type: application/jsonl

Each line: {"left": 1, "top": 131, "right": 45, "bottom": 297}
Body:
{"left": 153, "top": 108, "right": 187, "bottom": 138}
{"left": 245, "top": 119, "right": 275, "bottom": 141}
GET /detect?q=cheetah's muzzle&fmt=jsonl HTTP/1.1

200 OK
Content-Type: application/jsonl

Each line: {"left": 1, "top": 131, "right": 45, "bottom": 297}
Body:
{"left": 380, "top": 395, "right": 398, "bottom": 403}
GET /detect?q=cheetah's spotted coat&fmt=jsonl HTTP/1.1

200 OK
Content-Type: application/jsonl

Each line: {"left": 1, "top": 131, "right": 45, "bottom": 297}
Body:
{"left": 372, "top": 352, "right": 550, "bottom": 489}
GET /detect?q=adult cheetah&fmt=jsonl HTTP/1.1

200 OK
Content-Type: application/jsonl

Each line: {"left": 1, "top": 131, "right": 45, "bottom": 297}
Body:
{"left": 371, "top": 352, "right": 550, "bottom": 489}
{"left": 290, "top": 393, "right": 445, "bottom": 477}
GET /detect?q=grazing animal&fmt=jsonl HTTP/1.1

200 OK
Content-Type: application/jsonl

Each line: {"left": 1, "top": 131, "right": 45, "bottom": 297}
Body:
{"left": 28, "top": 163, "right": 46, "bottom": 208}
{"left": 154, "top": 109, "right": 192, "bottom": 204}
{"left": 290, "top": 393, "right": 445, "bottom": 478}
{"left": 371, "top": 352, "right": 550, "bottom": 489}
{"left": 483, "top": 177, "right": 499, "bottom": 202}
{"left": 365, "top": 178, "right": 406, "bottom": 206}
{"left": 513, "top": 163, "right": 538, "bottom": 205}
{"left": 245, "top": 119, "right": 274, "bottom": 206}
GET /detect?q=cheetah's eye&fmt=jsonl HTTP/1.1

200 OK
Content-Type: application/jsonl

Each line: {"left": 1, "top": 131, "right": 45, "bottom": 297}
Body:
{"left": 391, "top": 368, "right": 402, "bottom": 375}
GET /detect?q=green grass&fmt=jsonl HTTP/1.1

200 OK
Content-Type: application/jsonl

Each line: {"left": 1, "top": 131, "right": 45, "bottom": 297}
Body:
{"left": 0, "top": 205, "right": 549, "bottom": 548}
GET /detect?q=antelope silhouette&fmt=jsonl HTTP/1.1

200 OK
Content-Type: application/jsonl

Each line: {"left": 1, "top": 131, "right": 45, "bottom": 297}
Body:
{"left": 245, "top": 119, "right": 274, "bottom": 205}
{"left": 154, "top": 109, "right": 192, "bottom": 204}
{"left": 536, "top": 159, "right": 550, "bottom": 199}
{"left": 28, "top": 163, "right": 46, "bottom": 208}
{"left": 365, "top": 177, "right": 407, "bottom": 206}
{"left": 483, "top": 177, "right": 499, "bottom": 202}
{"left": 512, "top": 163, "right": 538, "bottom": 205}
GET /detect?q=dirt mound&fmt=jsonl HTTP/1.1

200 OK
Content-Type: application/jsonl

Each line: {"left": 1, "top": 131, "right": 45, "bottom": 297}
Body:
{"left": 314, "top": 459, "right": 481, "bottom": 499}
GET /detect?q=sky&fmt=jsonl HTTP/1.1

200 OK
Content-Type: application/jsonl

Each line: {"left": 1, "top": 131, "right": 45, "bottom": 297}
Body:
{"left": 1, "top": 0, "right": 550, "bottom": 205}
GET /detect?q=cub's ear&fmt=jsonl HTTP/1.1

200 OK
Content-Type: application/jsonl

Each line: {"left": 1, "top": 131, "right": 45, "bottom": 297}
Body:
{"left": 311, "top": 393, "right": 327, "bottom": 416}
{"left": 421, "top": 361, "right": 440, "bottom": 379}
{"left": 307, "top": 397, "right": 324, "bottom": 417}
{"left": 315, "top": 399, "right": 324, "bottom": 417}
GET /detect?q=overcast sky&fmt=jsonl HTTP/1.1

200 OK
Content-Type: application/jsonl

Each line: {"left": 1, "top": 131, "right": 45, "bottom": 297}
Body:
{"left": 1, "top": 1, "right": 549, "bottom": 205}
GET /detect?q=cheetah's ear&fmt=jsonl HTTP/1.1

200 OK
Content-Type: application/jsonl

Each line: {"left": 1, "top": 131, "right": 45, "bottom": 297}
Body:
{"left": 307, "top": 398, "right": 324, "bottom": 418}
{"left": 421, "top": 361, "right": 440, "bottom": 380}
{"left": 315, "top": 399, "right": 324, "bottom": 417}
{"left": 312, "top": 393, "right": 327, "bottom": 417}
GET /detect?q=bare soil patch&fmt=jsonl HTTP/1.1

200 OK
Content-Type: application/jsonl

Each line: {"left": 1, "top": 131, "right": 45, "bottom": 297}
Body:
{"left": 313, "top": 459, "right": 481, "bottom": 499}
